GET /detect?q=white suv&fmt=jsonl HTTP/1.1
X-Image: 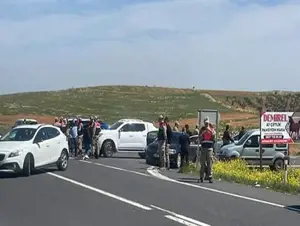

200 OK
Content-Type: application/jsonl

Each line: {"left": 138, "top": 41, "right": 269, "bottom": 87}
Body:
{"left": 0, "top": 124, "right": 69, "bottom": 176}
{"left": 99, "top": 119, "right": 157, "bottom": 157}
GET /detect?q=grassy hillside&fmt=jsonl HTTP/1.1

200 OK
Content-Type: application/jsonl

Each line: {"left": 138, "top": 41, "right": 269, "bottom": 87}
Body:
{"left": 208, "top": 90, "right": 300, "bottom": 112}
{"left": 1, "top": 86, "right": 299, "bottom": 123}
{"left": 0, "top": 86, "right": 233, "bottom": 123}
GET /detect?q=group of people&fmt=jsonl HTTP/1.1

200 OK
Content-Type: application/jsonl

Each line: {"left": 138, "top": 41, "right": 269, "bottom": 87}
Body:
{"left": 53, "top": 116, "right": 101, "bottom": 160}
{"left": 157, "top": 115, "right": 215, "bottom": 183}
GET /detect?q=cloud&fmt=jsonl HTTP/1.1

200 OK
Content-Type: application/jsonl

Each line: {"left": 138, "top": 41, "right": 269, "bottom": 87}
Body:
{"left": 0, "top": 0, "right": 300, "bottom": 94}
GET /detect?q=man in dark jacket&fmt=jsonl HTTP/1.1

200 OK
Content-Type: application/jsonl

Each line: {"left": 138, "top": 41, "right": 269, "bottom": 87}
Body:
{"left": 184, "top": 124, "right": 193, "bottom": 137}
{"left": 222, "top": 125, "right": 234, "bottom": 147}
{"left": 179, "top": 127, "right": 190, "bottom": 171}
{"left": 164, "top": 117, "right": 172, "bottom": 170}
{"left": 238, "top": 126, "right": 245, "bottom": 140}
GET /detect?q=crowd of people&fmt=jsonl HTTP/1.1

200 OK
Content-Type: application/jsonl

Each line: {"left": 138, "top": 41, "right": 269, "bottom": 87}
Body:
{"left": 53, "top": 116, "right": 102, "bottom": 160}
{"left": 157, "top": 115, "right": 245, "bottom": 184}
{"left": 51, "top": 115, "right": 244, "bottom": 184}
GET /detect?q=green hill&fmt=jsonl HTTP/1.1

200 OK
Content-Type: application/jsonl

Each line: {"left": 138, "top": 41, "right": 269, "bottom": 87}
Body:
{"left": 1, "top": 86, "right": 299, "bottom": 123}
{"left": 0, "top": 86, "right": 233, "bottom": 122}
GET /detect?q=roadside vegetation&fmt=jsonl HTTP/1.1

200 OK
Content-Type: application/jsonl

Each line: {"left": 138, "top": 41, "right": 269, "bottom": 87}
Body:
{"left": 182, "top": 159, "right": 300, "bottom": 194}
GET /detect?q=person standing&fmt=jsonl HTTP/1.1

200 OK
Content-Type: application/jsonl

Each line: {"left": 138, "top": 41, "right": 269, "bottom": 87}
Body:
{"left": 69, "top": 119, "right": 78, "bottom": 157}
{"left": 53, "top": 117, "right": 61, "bottom": 127}
{"left": 83, "top": 121, "right": 91, "bottom": 160}
{"left": 179, "top": 127, "right": 190, "bottom": 172}
{"left": 173, "top": 121, "right": 180, "bottom": 132}
{"left": 92, "top": 117, "right": 101, "bottom": 159}
{"left": 157, "top": 115, "right": 167, "bottom": 170}
{"left": 164, "top": 117, "right": 172, "bottom": 170}
{"left": 199, "top": 117, "right": 215, "bottom": 183}
{"left": 222, "top": 125, "right": 234, "bottom": 147}
{"left": 184, "top": 124, "right": 193, "bottom": 137}
{"left": 238, "top": 126, "right": 245, "bottom": 140}
{"left": 193, "top": 124, "right": 199, "bottom": 135}
{"left": 77, "top": 118, "right": 84, "bottom": 156}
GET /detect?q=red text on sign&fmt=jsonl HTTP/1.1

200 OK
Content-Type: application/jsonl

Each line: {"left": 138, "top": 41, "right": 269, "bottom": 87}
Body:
{"left": 263, "top": 114, "right": 288, "bottom": 122}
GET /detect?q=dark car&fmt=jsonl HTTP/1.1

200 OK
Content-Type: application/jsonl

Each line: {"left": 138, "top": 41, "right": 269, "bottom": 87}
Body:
{"left": 145, "top": 131, "right": 183, "bottom": 168}
{"left": 138, "top": 130, "right": 158, "bottom": 159}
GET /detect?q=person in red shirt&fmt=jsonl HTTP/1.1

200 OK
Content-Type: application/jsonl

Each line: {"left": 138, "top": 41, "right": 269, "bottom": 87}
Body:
{"left": 199, "top": 117, "right": 216, "bottom": 183}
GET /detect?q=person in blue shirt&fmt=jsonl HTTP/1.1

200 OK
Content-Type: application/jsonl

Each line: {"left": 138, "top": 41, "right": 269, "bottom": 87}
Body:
{"left": 69, "top": 119, "right": 78, "bottom": 157}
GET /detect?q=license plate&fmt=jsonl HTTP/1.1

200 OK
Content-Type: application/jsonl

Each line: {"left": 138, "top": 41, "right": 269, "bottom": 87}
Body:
{"left": 153, "top": 153, "right": 159, "bottom": 157}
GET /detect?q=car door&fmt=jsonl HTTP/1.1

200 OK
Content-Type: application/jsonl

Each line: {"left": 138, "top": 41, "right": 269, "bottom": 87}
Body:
{"left": 241, "top": 135, "right": 260, "bottom": 164}
{"left": 147, "top": 130, "right": 158, "bottom": 146}
{"left": 45, "top": 127, "right": 61, "bottom": 162}
{"left": 32, "top": 128, "right": 52, "bottom": 166}
{"left": 118, "top": 123, "right": 134, "bottom": 150}
{"left": 260, "top": 143, "right": 275, "bottom": 165}
{"left": 189, "top": 135, "right": 199, "bottom": 162}
{"left": 131, "top": 123, "right": 147, "bottom": 150}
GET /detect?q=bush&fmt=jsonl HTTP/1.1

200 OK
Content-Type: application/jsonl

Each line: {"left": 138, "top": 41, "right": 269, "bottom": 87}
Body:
{"left": 182, "top": 159, "right": 300, "bottom": 194}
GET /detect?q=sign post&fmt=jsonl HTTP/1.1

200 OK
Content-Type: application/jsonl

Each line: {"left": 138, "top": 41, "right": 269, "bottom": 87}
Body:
{"left": 196, "top": 109, "right": 220, "bottom": 166}
{"left": 260, "top": 112, "right": 300, "bottom": 182}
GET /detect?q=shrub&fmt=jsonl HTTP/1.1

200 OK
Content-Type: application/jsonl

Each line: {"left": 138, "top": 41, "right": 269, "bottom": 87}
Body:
{"left": 182, "top": 159, "right": 300, "bottom": 194}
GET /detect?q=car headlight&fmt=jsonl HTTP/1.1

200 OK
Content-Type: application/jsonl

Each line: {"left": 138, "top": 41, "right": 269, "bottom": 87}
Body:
{"left": 168, "top": 149, "right": 176, "bottom": 154}
{"left": 8, "top": 150, "right": 23, "bottom": 158}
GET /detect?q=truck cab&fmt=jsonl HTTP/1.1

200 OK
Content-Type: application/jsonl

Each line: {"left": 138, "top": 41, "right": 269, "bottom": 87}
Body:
{"left": 98, "top": 119, "right": 157, "bottom": 157}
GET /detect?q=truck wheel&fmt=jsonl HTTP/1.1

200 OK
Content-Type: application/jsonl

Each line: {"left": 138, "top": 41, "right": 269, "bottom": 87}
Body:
{"left": 102, "top": 140, "right": 115, "bottom": 157}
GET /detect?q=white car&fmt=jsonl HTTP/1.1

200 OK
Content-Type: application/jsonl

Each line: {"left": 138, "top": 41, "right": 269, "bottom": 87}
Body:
{"left": 0, "top": 124, "right": 69, "bottom": 176}
{"left": 98, "top": 119, "right": 157, "bottom": 157}
{"left": 14, "top": 118, "right": 38, "bottom": 127}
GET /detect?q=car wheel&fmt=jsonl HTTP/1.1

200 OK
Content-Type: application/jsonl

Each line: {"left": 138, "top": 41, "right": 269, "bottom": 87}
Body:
{"left": 22, "top": 154, "right": 33, "bottom": 177}
{"left": 57, "top": 150, "right": 68, "bottom": 171}
{"left": 102, "top": 140, "right": 115, "bottom": 157}
{"left": 175, "top": 153, "right": 181, "bottom": 169}
{"left": 273, "top": 158, "right": 284, "bottom": 171}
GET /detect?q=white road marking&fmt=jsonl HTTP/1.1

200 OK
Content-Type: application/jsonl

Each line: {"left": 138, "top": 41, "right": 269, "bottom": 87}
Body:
{"left": 165, "top": 215, "right": 201, "bottom": 226}
{"left": 147, "top": 167, "right": 300, "bottom": 211}
{"left": 47, "top": 172, "right": 152, "bottom": 211}
{"left": 75, "top": 159, "right": 298, "bottom": 212}
{"left": 79, "top": 160, "right": 150, "bottom": 177}
{"left": 152, "top": 205, "right": 210, "bottom": 226}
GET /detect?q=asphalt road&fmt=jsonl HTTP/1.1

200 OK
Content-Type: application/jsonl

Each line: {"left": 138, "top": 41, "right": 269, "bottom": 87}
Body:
{"left": 1, "top": 153, "right": 300, "bottom": 226}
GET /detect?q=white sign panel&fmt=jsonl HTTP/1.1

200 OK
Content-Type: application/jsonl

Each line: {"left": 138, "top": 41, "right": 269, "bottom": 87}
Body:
{"left": 260, "top": 112, "right": 300, "bottom": 144}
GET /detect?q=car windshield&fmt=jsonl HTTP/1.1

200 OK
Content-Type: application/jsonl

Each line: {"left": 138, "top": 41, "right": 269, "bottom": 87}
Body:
{"left": 0, "top": 128, "right": 37, "bottom": 142}
{"left": 236, "top": 131, "right": 252, "bottom": 146}
{"left": 109, "top": 121, "right": 123, "bottom": 130}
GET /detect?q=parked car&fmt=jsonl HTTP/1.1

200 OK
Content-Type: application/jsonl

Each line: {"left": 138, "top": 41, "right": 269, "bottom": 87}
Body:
{"left": 14, "top": 119, "right": 37, "bottom": 128}
{"left": 67, "top": 118, "right": 109, "bottom": 130}
{"left": 0, "top": 124, "right": 69, "bottom": 176}
{"left": 98, "top": 119, "right": 157, "bottom": 157}
{"left": 217, "top": 129, "right": 288, "bottom": 170}
{"left": 145, "top": 131, "right": 183, "bottom": 168}
{"left": 138, "top": 130, "right": 158, "bottom": 159}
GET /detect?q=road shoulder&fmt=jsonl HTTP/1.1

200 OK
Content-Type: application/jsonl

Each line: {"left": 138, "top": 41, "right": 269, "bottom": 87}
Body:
{"left": 152, "top": 167, "right": 300, "bottom": 208}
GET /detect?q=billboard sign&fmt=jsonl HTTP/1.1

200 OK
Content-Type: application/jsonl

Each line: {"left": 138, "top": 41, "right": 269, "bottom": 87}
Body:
{"left": 260, "top": 112, "right": 300, "bottom": 144}
{"left": 198, "top": 110, "right": 220, "bottom": 128}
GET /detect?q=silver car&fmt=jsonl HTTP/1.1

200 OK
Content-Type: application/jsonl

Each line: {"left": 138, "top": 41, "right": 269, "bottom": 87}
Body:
{"left": 217, "top": 129, "right": 288, "bottom": 170}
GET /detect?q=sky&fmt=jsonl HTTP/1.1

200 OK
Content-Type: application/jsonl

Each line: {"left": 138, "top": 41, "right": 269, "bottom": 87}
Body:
{"left": 0, "top": 0, "right": 300, "bottom": 94}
